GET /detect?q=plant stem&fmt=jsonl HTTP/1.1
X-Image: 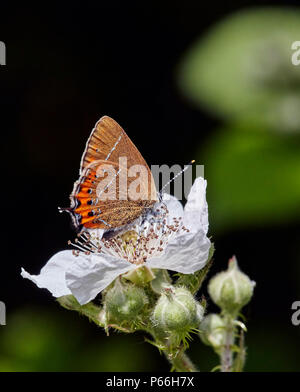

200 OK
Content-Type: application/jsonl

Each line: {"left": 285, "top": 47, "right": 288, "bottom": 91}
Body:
{"left": 57, "top": 296, "right": 104, "bottom": 327}
{"left": 221, "top": 316, "right": 234, "bottom": 372}
{"left": 165, "top": 350, "right": 198, "bottom": 372}
{"left": 233, "top": 329, "right": 246, "bottom": 372}
{"left": 145, "top": 329, "right": 199, "bottom": 372}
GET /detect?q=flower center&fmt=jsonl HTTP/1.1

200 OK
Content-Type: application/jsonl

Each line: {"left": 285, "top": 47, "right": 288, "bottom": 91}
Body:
{"left": 68, "top": 204, "right": 189, "bottom": 264}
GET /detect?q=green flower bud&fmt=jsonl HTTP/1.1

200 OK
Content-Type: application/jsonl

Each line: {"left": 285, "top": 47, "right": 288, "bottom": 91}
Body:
{"left": 105, "top": 280, "right": 148, "bottom": 322}
{"left": 199, "top": 314, "right": 226, "bottom": 350}
{"left": 152, "top": 287, "right": 202, "bottom": 333}
{"left": 208, "top": 256, "right": 255, "bottom": 316}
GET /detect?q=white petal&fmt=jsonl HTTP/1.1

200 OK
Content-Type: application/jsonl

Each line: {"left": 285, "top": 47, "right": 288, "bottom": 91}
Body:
{"left": 21, "top": 250, "right": 74, "bottom": 297}
{"left": 184, "top": 177, "right": 209, "bottom": 234}
{"left": 65, "top": 254, "right": 134, "bottom": 305}
{"left": 162, "top": 193, "right": 184, "bottom": 224}
{"left": 147, "top": 230, "right": 211, "bottom": 274}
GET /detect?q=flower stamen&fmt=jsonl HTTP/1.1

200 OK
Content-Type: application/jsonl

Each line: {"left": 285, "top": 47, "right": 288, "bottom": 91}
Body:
{"left": 68, "top": 203, "right": 184, "bottom": 265}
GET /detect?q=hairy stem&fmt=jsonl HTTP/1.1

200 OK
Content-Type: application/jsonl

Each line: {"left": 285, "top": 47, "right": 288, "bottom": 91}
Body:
{"left": 145, "top": 330, "right": 199, "bottom": 372}
{"left": 221, "top": 316, "right": 234, "bottom": 372}
{"left": 57, "top": 295, "right": 104, "bottom": 327}
{"left": 165, "top": 350, "right": 198, "bottom": 372}
{"left": 233, "top": 329, "right": 246, "bottom": 372}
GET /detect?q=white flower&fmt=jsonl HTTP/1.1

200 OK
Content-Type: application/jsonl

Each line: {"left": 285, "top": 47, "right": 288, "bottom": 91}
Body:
{"left": 21, "top": 177, "right": 211, "bottom": 305}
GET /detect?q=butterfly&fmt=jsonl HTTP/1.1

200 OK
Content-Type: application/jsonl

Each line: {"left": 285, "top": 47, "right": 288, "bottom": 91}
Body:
{"left": 60, "top": 116, "right": 158, "bottom": 234}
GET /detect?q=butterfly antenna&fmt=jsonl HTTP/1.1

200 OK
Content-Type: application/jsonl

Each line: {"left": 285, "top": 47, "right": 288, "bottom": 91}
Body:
{"left": 158, "top": 160, "right": 195, "bottom": 200}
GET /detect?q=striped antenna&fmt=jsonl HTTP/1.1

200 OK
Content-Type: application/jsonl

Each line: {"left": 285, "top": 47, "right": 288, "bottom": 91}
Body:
{"left": 158, "top": 160, "right": 195, "bottom": 198}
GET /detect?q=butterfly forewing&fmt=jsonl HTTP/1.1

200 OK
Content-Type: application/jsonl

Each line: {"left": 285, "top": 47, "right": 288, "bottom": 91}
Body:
{"left": 69, "top": 116, "right": 157, "bottom": 230}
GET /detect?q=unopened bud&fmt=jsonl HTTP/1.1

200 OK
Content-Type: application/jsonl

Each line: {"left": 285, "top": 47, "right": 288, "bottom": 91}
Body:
{"left": 105, "top": 280, "right": 148, "bottom": 322}
{"left": 199, "top": 314, "right": 226, "bottom": 350}
{"left": 152, "top": 287, "right": 203, "bottom": 333}
{"left": 208, "top": 256, "right": 255, "bottom": 316}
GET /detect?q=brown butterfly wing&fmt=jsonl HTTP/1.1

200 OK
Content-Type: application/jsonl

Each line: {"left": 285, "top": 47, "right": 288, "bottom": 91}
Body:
{"left": 69, "top": 116, "right": 157, "bottom": 230}
{"left": 80, "top": 116, "right": 149, "bottom": 173}
{"left": 72, "top": 161, "right": 154, "bottom": 229}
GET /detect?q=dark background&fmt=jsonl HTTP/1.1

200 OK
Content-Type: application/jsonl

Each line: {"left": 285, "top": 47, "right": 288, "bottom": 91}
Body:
{"left": 1, "top": 0, "right": 300, "bottom": 371}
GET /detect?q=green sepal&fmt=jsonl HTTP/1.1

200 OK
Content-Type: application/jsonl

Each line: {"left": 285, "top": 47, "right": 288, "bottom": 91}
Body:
{"left": 123, "top": 265, "right": 155, "bottom": 285}
{"left": 150, "top": 269, "right": 172, "bottom": 294}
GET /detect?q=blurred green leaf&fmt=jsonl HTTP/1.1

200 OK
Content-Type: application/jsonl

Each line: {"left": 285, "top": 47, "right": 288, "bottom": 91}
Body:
{"left": 0, "top": 308, "right": 81, "bottom": 371}
{"left": 178, "top": 7, "right": 300, "bottom": 132}
{"left": 0, "top": 307, "right": 160, "bottom": 372}
{"left": 199, "top": 125, "right": 300, "bottom": 232}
